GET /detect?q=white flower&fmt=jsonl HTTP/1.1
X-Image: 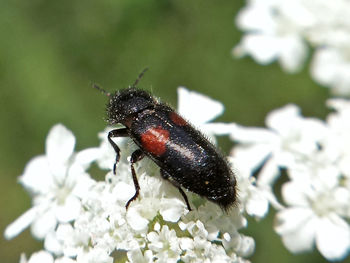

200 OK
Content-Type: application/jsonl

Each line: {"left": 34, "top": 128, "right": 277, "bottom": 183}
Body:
{"left": 44, "top": 223, "right": 90, "bottom": 257}
{"left": 4, "top": 124, "right": 96, "bottom": 240}
{"left": 55, "top": 257, "right": 77, "bottom": 263}
{"left": 177, "top": 87, "right": 235, "bottom": 142}
{"left": 229, "top": 98, "right": 350, "bottom": 260}
{"left": 234, "top": 0, "right": 350, "bottom": 94}
{"left": 126, "top": 173, "right": 187, "bottom": 232}
{"left": 231, "top": 104, "right": 328, "bottom": 183}
{"left": 20, "top": 251, "right": 53, "bottom": 263}
{"left": 76, "top": 247, "right": 113, "bottom": 263}
{"left": 179, "top": 202, "right": 255, "bottom": 260}
{"left": 73, "top": 180, "right": 137, "bottom": 253}
{"left": 326, "top": 99, "right": 350, "bottom": 179}
{"left": 146, "top": 223, "right": 182, "bottom": 263}
{"left": 275, "top": 180, "right": 350, "bottom": 261}
{"left": 230, "top": 158, "right": 272, "bottom": 219}
{"left": 6, "top": 87, "right": 256, "bottom": 263}
{"left": 234, "top": 0, "right": 308, "bottom": 72}
{"left": 126, "top": 248, "right": 154, "bottom": 263}
{"left": 180, "top": 236, "right": 232, "bottom": 263}
{"left": 311, "top": 47, "right": 350, "bottom": 95}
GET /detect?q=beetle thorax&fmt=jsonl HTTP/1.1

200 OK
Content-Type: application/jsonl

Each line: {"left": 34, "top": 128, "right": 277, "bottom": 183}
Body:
{"left": 107, "top": 87, "right": 156, "bottom": 125}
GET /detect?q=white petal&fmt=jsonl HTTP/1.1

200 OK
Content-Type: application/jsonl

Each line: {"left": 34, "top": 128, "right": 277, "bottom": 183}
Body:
{"left": 245, "top": 192, "right": 269, "bottom": 218}
{"left": 327, "top": 98, "right": 350, "bottom": 113}
{"left": 311, "top": 48, "right": 341, "bottom": 87}
{"left": 27, "top": 251, "right": 54, "bottom": 263}
{"left": 70, "top": 173, "right": 95, "bottom": 200}
{"left": 275, "top": 207, "right": 312, "bottom": 234}
{"left": 55, "top": 257, "right": 76, "bottom": 263}
{"left": 235, "top": 4, "right": 275, "bottom": 32}
{"left": 261, "top": 186, "right": 284, "bottom": 211}
{"left": 265, "top": 104, "right": 300, "bottom": 133}
{"left": 56, "top": 223, "right": 74, "bottom": 240}
{"left": 229, "top": 124, "right": 277, "bottom": 144}
{"left": 179, "top": 237, "right": 194, "bottom": 251}
{"left": 44, "top": 231, "right": 62, "bottom": 255}
{"left": 126, "top": 207, "right": 149, "bottom": 232}
{"left": 316, "top": 214, "right": 350, "bottom": 261}
{"left": 311, "top": 48, "right": 350, "bottom": 95}
{"left": 279, "top": 35, "right": 307, "bottom": 72}
{"left": 177, "top": 87, "right": 224, "bottom": 124}
{"left": 202, "top": 122, "right": 237, "bottom": 136}
{"left": 256, "top": 157, "right": 280, "bottom": 187}
{"left": 76, "top": 247, "right": 113, "bottom": 263}
{"left": 275, "top": 208, "right": 316, "bottom": 253}
{"left": 279, "top": 1, "right": 316, "bottom": 28}
{"left": 55, "top": 195, "right": 81, "bottom": 223}
{"left": 46, "top": 124, "right": 75, "bottom": 162}
{"left": 236, "top": 34, "right": 279, "bottom": 64}
{"left": 160, "top": 198, "right": 186, "bottom": 222}
{"left": 113, "top": 181, "right": 135, "bottom": 203}
{"left": 20, "top": 253, "right": 27, "bottom": 263}
{"left": 31, "top": 209, "right": 57, "bottom": 239}
{"left": 46, "top": 124, "right": 75, "bottom": 181}
{"left": 282, "top": 181, "right": 309, "bottom": 207}
{"left": 333, "top": 187, "right": 350, "bottom": 216}
{"left": 19, "top": 156, "right": 52, "bottom": 195}
{"left": 127, "top": 249, "right": 154, "bottom": 263}
{"left": 232, "top": 144, "right": 273, "bottom": 174}
{"left": 74, "top": 147, "right": 101, "bottom": 170}
{"left": 234, "top": 235, "right": 255, "bottom": 258}
{"left": 127, "top": 249, "right": 144, "bottom": 263}
{"left": 4, "top": 206, "right": 39, "bottom": 239}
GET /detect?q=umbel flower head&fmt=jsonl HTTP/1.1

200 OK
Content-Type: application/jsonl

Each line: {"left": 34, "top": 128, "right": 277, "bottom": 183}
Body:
{"left": 5, "top": 88, "right": 255, "bottom": 263}
{"left": 6, "top": 87, "right": 350, "bottom": 262}
{"left": 4, "top": 124, "right": 97, "bottom": 241}
{"left": 234, "top": 0, "right": 350, "bottom": 96}
{"left": 230, "top": 101, "right": 350, "bottom": 261}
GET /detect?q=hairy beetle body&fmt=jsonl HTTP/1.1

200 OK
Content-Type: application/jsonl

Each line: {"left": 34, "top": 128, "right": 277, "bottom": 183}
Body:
{"left": 96, "top": 74, "right": 236, "bottom": 211}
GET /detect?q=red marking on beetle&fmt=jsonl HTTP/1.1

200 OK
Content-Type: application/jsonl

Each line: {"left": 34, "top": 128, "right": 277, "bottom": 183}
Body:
{"left": 141, "top": 127, "right": 170, "bottom": 156}
{"left": 170, "top": 112, "right": 187, "bottom": 126}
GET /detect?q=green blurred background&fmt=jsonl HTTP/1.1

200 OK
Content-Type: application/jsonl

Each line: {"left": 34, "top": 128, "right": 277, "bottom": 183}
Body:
{"left": 0, "top": 0, "right": 335, "bottom": 262}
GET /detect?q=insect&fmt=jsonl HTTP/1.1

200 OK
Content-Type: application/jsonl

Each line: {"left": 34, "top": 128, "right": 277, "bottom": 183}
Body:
{"left": 94, "top": 69, "right": 236, "bottom": 211}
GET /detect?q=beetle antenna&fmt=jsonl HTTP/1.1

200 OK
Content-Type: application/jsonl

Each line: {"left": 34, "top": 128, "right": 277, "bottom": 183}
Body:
{"left": 132, "top": 67, "right": 149, "bottom": 87}
{"left": 93, "top": 84, "right": 111, "bottom": 97}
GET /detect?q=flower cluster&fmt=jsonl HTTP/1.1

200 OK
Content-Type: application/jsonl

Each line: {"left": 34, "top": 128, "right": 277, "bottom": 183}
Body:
{"left": 5, "top": 87, "right": 350, "bottom": 262}
{"left": 5, "top": 88, "right": 255, "bottom": 263}
{"left": 233, "top": 1, "right": 350, "bottom": 260}
{"left": 234, "top": 0, "right": 350, "bottom": 95}
{"left": 230, "top": 101, "right": 350, "bottom": 261}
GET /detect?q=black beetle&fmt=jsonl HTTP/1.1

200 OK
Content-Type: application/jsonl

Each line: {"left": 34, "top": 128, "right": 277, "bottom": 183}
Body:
{"left": 95, "top": 69, "right": 236, "bottom": 211}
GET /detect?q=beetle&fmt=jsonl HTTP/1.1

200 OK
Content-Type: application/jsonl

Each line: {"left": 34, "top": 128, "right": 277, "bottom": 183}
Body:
{"left": 94, "top": 69, "right": 236, "bottom": 211}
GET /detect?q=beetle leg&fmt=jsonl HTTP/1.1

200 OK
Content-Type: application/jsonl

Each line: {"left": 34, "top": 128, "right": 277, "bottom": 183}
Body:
{"left": 160, "top": 169, "right": 192, "bottom": 211}
{"left": 108, "top": 128, "right": 129, "bottom": 174}
{"left": 125, "top": 149, "right": 145, "bottom": 209}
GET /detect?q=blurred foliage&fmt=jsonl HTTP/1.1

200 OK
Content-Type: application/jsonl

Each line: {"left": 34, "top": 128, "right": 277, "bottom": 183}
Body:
{"left": 0, "top": 0, "right": 333, "bottom": 262}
